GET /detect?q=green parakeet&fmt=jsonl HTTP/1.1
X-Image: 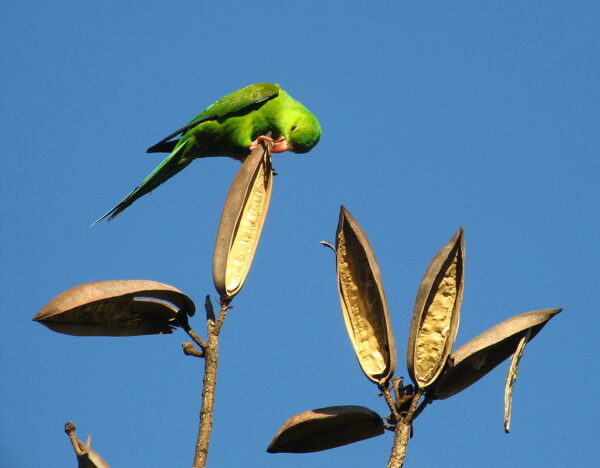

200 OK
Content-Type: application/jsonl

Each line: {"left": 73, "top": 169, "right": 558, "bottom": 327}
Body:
{"left": 92, "top": 83, "right": 321, "bottom": 224}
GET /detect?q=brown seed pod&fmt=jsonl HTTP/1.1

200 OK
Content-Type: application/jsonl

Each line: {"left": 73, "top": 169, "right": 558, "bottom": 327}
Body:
{"left": 213, "top": 141, "right": 273, "bottom": 301}
{"left": 33, "top": 280, "right": 195, "bottom": 336}
{"left": 267, "top": 405, "right": 384, "bottom": 453}
{"left": 407, "top": 228, "right": 464, "bottom": 390}
{"left": 334, "top": 206, "right": 396, "bottom": 385}
{"left": 432, "top": 308, "right": 561, "bottom": 400}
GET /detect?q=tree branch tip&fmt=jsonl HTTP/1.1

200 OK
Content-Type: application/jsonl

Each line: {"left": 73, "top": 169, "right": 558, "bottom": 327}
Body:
{"left": 182, "top": 342, "right": 205, "bottom": 358}
{"left": 64, "top": 421, "right": 76, "bottom": 434}
{"left": 183, "top": 327, "right": 208, "bottom": 349}
{"left": 204, "top": 296, "right": 217, "bottom": 322}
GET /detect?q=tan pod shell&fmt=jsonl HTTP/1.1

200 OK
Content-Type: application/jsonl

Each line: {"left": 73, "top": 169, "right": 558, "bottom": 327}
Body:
{"left": 267, "top": 405, "right": 384, "bottom": 453}
{"left": 33, "top": 280, "right": 195, "bottom": 336}
{"left": 504, "top": 329, "right": 530, "bottom": 433}
{"left": 433, "top": 308, "right": 561, "bottom": 400}
{"left": 213, "top": 142, "right": 273, "bottom": 301}
{"left": 407, "top": 228, "right": 464, "bottom": 389}
{"left": 335, "top": 206, "right": 396, "bottom": 385}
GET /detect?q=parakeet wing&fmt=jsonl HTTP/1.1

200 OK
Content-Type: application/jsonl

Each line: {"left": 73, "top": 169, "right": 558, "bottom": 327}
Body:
{"left": 147, "top": 83, "right": 280, "bottom": 152}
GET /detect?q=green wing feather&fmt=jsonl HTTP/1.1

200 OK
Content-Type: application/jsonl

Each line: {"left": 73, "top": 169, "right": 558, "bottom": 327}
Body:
{"left": 91, "top": 139, "right": 193, "bottom": 225}
{"left": 146, "top": 83, "right": 280, "bottom": 153}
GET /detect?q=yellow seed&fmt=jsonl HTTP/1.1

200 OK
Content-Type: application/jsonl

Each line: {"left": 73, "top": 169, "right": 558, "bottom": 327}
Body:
{"left": 338, "top": 233, "right": 388, "bottom": 377}
{"left": 414, "top": 249, "right": 458, "bottom": 386}
{"left": 225, "top": 163, "right": 268, "bottom": 295}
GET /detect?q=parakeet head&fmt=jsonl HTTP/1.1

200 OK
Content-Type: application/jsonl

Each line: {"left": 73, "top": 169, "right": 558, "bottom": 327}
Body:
{"left": 286, "top": 110, "right": 321, "bottom": 154}
{"left": 271, "top": 94, "right": 321, "bottom": 154}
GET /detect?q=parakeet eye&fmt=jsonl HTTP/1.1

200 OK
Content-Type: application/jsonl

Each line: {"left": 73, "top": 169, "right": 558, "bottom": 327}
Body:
{"left": 290, "top": 125, "right": 299, "bottom": 133}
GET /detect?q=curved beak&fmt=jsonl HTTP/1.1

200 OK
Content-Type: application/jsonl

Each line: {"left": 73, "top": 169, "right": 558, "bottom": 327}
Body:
{"left": 271, "top": 136, "right": 291, "bottom": 153}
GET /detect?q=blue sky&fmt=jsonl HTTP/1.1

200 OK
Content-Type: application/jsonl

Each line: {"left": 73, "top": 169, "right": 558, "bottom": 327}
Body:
{"left": 1, "top": 1, "right": 598, "bottom": 467}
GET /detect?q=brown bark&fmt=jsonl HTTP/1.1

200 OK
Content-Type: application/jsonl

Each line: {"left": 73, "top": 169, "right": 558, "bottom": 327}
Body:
{"left": 192, "top": 299, "right": 228, "bottom": 468}
{"left": 386, "top": 421, "right": 411, "bottom": 468}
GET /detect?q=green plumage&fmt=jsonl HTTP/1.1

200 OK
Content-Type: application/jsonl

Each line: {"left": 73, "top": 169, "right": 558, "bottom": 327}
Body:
{"left": 92, "top": 83, "right": 321, "bottom": 224}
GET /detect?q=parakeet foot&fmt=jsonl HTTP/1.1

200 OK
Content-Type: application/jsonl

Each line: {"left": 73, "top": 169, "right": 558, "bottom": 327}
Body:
{"left": 249, "top": 135, "right": 274, "bottom": 151}
{"left": 249, "top": 136, "right": 290, "bottom": 153}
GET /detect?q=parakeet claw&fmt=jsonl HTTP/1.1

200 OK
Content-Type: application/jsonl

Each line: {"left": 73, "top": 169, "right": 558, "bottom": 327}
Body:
{"left": 249, "top": 136, "right": 290, "bottom": 153}
{"left": 249, "top": 135, "right": 274, "bottom": 151}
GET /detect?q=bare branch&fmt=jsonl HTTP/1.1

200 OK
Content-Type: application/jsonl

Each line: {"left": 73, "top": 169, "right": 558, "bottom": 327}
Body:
{"left": 182, "top": 342, "right": 205, "bottom": 358}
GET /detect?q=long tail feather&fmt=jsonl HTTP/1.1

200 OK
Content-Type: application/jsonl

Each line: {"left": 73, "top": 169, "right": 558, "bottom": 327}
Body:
{"left": 146, "top": 140, "right": 178, "bottom": 153}
{"left": 92, "top": 139, "right": 192, "bottom": 225}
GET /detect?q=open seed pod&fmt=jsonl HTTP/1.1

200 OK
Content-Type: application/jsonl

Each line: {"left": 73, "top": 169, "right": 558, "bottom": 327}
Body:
{"left": 432, "top": 308, "right": 561, "bottom": 400}
{"left": 213, "top": 140, "right": 273, "bottom": 301}
{"left": 267, "top": 405, "right": 384, "bottom": 453}
{"left": 33, "top": 280, "right": 195, "bottom": 336}
{"left": 407, "top": 228, "right": 464, "bottom": 390}
{"left": 334, "top": 206, "right": 396, "bottom": 385}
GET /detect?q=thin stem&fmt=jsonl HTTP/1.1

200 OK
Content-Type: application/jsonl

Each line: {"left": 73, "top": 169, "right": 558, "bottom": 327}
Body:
{"left": 184, "top": 327, "right": 208, "bottom": 350}
{"left": 215, "top": 302, "right": 230, "bottom": 334}
{"left": 178, "top": 309, "right": 208, "bottom": 350}
{"left": 411, "top": 394, "right": 431, "bottom": 422}
{"left": 64, "top": 422, "right": 110, "bottom": 468}
{"left": 383, "top": 423, "right": 396, "bottom": 432}
{"left": 192, "top": 297, "right": 229, "bottom": 468}
{"left": 64, "top": 422, "right": 85, "bottom": 456}
{"left": 182, "top": 342, "right": 205, "bottom": 358}
{"left": 381, "top": 382, "right": 400, "bottom": 423}
{"left": 405, "top": 390, "right": 422, "bottom": 422}
{"left": 391, "top": 377, "right": 403, "bottom": 402}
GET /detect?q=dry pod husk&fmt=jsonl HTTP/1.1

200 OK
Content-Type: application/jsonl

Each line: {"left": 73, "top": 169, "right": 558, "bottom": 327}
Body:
{"left": 213, "top": 141, "right": 273, "bottom": 301}
{"left": 65, "top": 422, "right": 111, "bottom": 468}
{"left": 267, "top": 405, "right": 384, "bottom": 453}
{"left": 407, "top": 228, "right": 464, "bottom": 390}
{"left": 33, "top": 280, "right": 195, "bottom": 336}
{"left": 504, "top": 329, "right": 530, "bottom": 433}
{"left": 433, "top": 308, "right": 561, "bottom": 400}
{"left": 334, "top": 206, "right": 396, "bottom": 385}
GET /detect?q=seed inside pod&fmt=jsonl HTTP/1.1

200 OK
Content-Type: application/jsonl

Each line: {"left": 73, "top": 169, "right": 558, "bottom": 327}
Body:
{"left": 213, "top": 141, "right": 273, "bottom": 301}
{"left": 407, "top": 228, "right": 464, "bottom": 389}
{"left": 415, "top": 247, "right": 459, "bottom": 384}
{"left": 225, "top": 159, "right": 270, "bottom": 294}
{"left": 335, "top": 206, "right": 396, "bottom": 385}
